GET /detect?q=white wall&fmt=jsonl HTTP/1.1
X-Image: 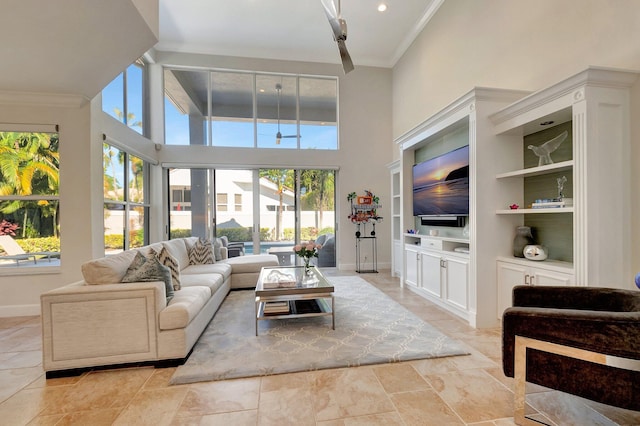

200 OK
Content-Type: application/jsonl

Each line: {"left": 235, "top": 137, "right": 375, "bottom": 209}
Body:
{"left": 392, "top": 0, "right": 640, "bottom": 285}
{"left": 393, "top": 0, "right": 640, "bottom": 142}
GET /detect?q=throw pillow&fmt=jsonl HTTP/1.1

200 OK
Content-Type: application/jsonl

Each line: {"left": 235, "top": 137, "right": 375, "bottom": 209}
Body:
{"left": 122, "top": 251, "right": 174, "bottom": 303}
{"left": 188, "top": 237, "right": 215, "bottom": 265}
{"left": 212, "top": 237, "right": 223, "bottom": 261}
{"left": 154, "top": 247, "right": 181, "bottom": 291}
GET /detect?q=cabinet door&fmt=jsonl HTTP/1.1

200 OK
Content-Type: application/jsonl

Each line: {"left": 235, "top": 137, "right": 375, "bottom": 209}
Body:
{"left": 405, "top": 246, "right": 419, "bottom": 287}
{"left": 444, "top": 256, "right": 468, "bottom": 310}
{"left": 531, "top": 268, "right": 573, "bottom": 286}
{"left": 496, "top": 261, "right": 528, "bottom": 317}
{"left": 420, "top": 251, "right": 442, "bottom": 297}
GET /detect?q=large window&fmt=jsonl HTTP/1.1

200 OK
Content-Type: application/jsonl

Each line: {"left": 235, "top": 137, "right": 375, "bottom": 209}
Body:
{"left": 103, "top": 144, "right": 149, "bottom": 253}
{"left": 0, "top": 129, "right": 60, "bottom": 267}
{"left": 102, "top": 60, "right": 146, "bottom": 135}
{"left": 164, "top": 69, "right": 338, "bottom": 149}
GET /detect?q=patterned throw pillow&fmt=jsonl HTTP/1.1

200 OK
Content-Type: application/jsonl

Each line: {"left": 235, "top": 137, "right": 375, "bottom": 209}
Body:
{"left": 154, "top": 247, "right": 181, "bottom": 291}
{"left": 122, "top": 251, "right": 174, "bottom": 303}
{"left": 188, "top": 238, "right": 215, "bottom": 265}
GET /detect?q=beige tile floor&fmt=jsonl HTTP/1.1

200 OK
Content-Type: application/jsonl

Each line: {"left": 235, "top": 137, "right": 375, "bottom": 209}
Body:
{"left": 1, "top": 270, "right": 639, "bottom": 425}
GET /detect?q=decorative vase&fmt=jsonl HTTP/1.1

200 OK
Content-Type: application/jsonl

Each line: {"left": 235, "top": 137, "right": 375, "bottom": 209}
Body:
{"left": 513, "top": 226, "right": 535, "bottom": 258}
{"left": 303, "top": 258, "right": 312, "bottom": 275}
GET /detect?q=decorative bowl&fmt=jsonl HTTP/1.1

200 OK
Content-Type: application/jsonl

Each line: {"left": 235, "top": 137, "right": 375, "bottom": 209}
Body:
{"left": 523, "top": 245, "right": 548, "bottom": 261}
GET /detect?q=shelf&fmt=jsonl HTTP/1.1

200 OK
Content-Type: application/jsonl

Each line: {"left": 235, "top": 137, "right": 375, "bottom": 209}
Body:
{"left": 497, "top": 256, "right": 574, "bottom": 273}
{"left": 496, "top": 160, "right": 573, "bottom": 179}
{"left": 496, "top": 207, "right": 573, "bottom": 214}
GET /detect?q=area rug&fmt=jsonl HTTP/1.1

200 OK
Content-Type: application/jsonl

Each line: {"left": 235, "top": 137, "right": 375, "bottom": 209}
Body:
{"left": 169, "top": 276, "right": 469, "bottom": 385}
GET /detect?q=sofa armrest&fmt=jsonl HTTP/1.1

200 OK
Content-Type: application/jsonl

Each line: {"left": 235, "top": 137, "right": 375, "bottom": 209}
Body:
{"left": 41, "top": 280, "right": 167, "bottom": 372}
{"left": 512, "top": 285, "right": 640, "bottom": 312}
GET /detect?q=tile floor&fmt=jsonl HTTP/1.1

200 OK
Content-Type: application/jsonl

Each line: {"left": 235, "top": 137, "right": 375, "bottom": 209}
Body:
{"left": 1, "top": 270, "right": 639, "bottom": 425}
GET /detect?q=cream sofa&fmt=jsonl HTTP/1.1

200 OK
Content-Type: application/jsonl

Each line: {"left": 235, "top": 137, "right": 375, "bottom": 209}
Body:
{"left": 41, "top": 237, "right": 278, "bottom": 377}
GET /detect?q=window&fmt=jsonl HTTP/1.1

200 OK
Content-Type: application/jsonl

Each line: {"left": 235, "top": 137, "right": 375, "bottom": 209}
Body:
{"left": 103, "top": 144, "right": 149, "bottom": 253}
{"left": 102, "top": 60, "right": 146, "bottom": 135}
{"left": 234, "top": 194, "right": 242, "bottom": 211}
{"left": 164, "top": 69, "right": 338, "bottom": 149}
{"left": 0, "top": 129, "right": 60, "bottom": 266}
{"left": 217, "top": 193, "right": 228, "bottom": 212}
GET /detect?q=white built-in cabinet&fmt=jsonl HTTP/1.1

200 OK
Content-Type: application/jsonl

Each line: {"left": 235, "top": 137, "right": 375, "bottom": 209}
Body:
{"left": 393, "top": 67, "right": 638, "bottom": 328}
{"left": 496, "top": 258, "right": 574, "bottom": 315}
{"left": 404, "top": 236, "right": 470, "bottom": 319}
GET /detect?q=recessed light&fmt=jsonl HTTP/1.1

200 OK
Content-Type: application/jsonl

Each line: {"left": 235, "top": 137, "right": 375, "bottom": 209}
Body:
{"left": 540, "top": 120, "right": 555, "bottom": 126}
{"left": 259, "top": 89, "right": 265, "bottom": 93}
{"left": 377, "top": 3, "right": 387, "bottom": 12}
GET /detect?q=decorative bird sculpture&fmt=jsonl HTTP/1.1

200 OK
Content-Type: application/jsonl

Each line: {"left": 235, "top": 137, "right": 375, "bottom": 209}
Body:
{"left": 528, "top": 130, "right": 568, "bottom": 166}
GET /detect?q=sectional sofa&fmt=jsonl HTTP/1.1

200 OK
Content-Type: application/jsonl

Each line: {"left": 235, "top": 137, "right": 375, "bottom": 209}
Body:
{"left": 40, "top": 237, "right": 278, "bottom": 377}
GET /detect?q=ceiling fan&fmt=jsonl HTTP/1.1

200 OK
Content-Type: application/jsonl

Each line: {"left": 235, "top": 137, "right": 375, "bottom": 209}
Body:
{"left": 274, "top": 83, "right": 299, "bottom": 144}
{"left": 321, "top": 0, "right": 354, "bottom": 74}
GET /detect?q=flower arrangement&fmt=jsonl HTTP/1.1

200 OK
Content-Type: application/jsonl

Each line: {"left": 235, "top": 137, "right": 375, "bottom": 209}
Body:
{"left": 294, "top": 242, "right": 322, "bottom": 272}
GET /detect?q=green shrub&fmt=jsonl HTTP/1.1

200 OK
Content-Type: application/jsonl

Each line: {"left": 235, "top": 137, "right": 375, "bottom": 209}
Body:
{"left": 170, "top": 229, "right": 192, "bottom": 239}
{"left": 104, "top": 234, "right": 123, "bottom": 249}
{"left": 217, "top": 227, "right": 252, "bottom": 242}
{"left": 16, "top": 237, "right": 60, "bottom": 253}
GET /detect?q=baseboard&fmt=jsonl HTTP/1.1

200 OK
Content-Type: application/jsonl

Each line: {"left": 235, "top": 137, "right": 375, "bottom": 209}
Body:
{"left": 0, "top": 303, "right": 40, "bottom": 318}
{"left": 45, "top": 356, "right": 190, "bottom": 379}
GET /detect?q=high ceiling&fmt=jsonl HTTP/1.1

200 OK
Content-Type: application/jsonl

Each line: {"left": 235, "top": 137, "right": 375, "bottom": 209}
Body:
{"left": 157, "top": 0, "right": 443, "bottom": 68}
{"left": 0, "top": 1, "right": 442, "bottom": 101}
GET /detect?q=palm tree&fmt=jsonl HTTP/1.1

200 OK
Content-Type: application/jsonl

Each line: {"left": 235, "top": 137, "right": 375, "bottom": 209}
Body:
{"left": 301, "top": 169, "right": 334, "bottom": 230}
{"left": 0, "top": 132, "right": 59, "bottom": 237}
{"left": 259, "top": 169, "right": 294, "bottom": 240}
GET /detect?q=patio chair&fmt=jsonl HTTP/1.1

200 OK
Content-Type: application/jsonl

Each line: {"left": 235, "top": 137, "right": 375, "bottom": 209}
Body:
{"left": 0, "top": 235, "right": 59, "bottom": 266}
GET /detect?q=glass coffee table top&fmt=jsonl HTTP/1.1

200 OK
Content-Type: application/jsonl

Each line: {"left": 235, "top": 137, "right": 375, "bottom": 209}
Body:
{"left": 255, "top": 266, "right": 334, "bottom": 296}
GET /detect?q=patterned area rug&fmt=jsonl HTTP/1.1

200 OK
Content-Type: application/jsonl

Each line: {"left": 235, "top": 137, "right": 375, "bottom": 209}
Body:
{"left": 169, "top": 276, "right": 469, "bottom": 385}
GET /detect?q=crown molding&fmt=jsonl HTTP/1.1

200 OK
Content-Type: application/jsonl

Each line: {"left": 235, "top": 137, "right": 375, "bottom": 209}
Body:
{"left": 0, "top": 90, "right": 88, "bottom": 108}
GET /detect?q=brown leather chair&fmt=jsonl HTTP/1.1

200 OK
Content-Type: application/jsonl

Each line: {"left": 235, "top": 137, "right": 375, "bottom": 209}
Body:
{"left": 502, "top": 285, "right": 640, "bottom": 416}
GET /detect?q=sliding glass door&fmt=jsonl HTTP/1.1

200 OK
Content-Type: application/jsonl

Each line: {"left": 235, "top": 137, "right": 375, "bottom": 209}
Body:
{"left": 168, "top": 167, "right": 336, "bottom": 266}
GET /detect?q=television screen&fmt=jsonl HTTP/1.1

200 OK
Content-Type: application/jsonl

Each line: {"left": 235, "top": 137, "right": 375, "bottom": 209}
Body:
{"left": 412, "top": 145, "right": 469, "bottom": 216}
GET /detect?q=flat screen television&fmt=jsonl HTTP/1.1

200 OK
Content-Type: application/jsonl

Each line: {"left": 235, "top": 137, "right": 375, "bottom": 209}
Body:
{"left": 412, "top": 145, "right": 469, "bottom": 217}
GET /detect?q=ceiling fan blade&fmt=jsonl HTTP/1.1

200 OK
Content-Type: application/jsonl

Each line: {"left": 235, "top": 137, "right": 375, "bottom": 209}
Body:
{"left": 337, "top": 39, "right": 354, "bottom": 74}
{"left": 320, "top": 0, "right": 338, "bottom": 20}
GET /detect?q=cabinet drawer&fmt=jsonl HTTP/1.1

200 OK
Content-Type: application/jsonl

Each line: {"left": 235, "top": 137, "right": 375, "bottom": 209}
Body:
{"left": 421, "top": 238, "right": 443, "bottom": 250}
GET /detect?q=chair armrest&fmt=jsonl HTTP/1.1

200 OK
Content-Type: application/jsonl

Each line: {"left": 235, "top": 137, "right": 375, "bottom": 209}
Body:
{"left": 502, "top": 307, "right": 640, "bottom": 377}
{"left": 512, "top": 285, "right": 640, "bottom": 312}
{"left": 219, "top": 246, "right": 228, "bottom": 260}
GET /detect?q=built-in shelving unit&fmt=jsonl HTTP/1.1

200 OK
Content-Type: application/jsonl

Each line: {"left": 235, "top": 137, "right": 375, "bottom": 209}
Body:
{"left": 393, "top": 67, "right": 638, "bottom": 328}
{"left": 395, "top": 87, "right": 530, "bottom": 328}
{"left": 489, "top": 67, "right": 638, "bottom": 312}
{"left": 387, "top": 161, "right": 402, "bottom": 277}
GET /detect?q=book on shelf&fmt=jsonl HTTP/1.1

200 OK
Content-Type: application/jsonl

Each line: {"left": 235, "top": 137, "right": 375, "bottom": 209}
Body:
{"left": 263, "top": 301, "right": 290, "bottom": 314}
{"left": 531, "top": 198, "right": 573, "bottom": 209}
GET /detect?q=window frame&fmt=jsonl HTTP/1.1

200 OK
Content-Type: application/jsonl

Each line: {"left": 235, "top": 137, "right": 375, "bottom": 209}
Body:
{"left": 0, "top": 125, "right": 61, "bottom": 270}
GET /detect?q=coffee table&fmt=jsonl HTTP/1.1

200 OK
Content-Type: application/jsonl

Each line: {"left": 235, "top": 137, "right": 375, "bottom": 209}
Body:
{"left": 255, "top": 266, "right": 335, "bottom": 336}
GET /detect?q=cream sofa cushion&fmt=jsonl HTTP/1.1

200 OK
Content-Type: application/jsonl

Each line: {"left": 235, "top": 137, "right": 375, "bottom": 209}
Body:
{"left": 81, "top": 251, "right": 137, "bottom": 285}
{"left": 159, "top": 286, "right": 211, "bottom": 330}
{"left": 225, "top": 254, "right": 279, "bottom": 274}
{"left": 182, "top": 263, "right": 232, "bottom": 281}
{"left": 179, "top": 272, "right": 225, "bottom": 294}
